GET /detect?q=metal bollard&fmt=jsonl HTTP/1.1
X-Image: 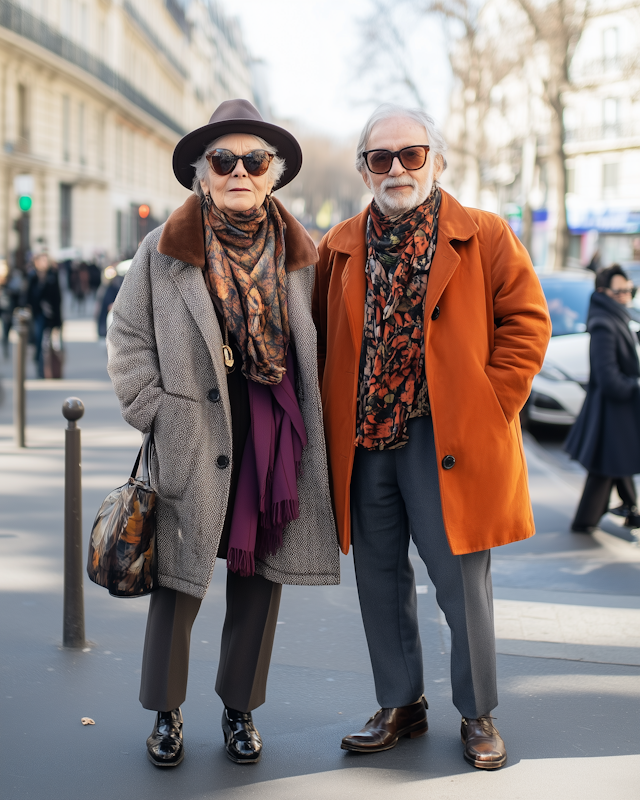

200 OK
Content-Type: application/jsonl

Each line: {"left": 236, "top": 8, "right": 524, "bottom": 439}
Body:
{"left": 62, "top": 397, "right": 86, "bottom": 648}
{"left": 12, "top": 307, "right": 32, "bottom": 448}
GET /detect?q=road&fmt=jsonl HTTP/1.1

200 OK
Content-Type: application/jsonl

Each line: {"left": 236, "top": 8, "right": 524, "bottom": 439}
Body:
{"left": 1, "top": 319, "right": 639, "bottom": 800}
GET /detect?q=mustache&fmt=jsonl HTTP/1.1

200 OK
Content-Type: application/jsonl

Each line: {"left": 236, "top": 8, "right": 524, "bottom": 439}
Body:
{"left": 380, "top": 176, "right": 419, "bottom": 191}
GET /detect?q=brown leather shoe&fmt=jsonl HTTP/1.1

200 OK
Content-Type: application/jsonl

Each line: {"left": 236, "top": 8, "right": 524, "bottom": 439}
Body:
{"left": 341, "top": 696, "right": 428, "bottom": 753}
{"left": 461, "top": 715, "right": 507, "bottom": 769}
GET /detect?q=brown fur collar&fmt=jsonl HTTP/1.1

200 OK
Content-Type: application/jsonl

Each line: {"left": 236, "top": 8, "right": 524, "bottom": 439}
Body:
{"left": 157, "top": 193, "right": 318, "bottom": 272}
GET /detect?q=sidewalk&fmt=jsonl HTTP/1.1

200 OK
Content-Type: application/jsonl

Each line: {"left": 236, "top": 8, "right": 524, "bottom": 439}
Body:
{"left": 1, "top": 323, "right": 640, "bottom": 800}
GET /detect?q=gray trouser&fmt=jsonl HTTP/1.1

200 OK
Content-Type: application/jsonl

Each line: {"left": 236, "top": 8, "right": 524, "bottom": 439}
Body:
{"left": 139, "top": 570, "right": 282, "bottom": 713}
{"left": 351, "top": 415, "right": 498, "bottom": 719}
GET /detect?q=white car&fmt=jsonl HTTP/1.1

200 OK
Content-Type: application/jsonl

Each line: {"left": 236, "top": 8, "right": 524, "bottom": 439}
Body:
{"left": 525, "top": 270, "right": 593, "bottom": 427}
{"left": 528, "top": 333, "right": 589, "bottom": 425}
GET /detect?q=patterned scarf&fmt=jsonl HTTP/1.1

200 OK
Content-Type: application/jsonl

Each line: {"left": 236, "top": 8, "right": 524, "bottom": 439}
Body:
{"left": 203, "top": 197, "right": 289, "bottom": 385}
{"left": 355, "top": 186, "right": 441, "bottom": 450}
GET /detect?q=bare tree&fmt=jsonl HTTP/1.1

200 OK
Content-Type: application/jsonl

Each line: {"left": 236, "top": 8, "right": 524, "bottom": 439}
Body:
{"left": 357, "top": 0, "right": 526, "bottom": 205}
{"left": 510, "top": 0, "right": 592, "bottom": 268}
{"left": 355, "top": 0, "right": 430, "bottom": 108}
{"left": 425, "top": 1, "right": 527, "bottom": 204}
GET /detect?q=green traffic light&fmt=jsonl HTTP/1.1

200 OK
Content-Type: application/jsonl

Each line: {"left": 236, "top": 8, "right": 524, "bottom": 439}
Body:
{"left": 18, "top": 195, "right": 32, "bottom": 212}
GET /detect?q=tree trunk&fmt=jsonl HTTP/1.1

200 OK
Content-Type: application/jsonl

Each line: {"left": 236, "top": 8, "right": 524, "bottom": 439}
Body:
{"left": 547, "top": 94, "right": 569, "bottom": 270}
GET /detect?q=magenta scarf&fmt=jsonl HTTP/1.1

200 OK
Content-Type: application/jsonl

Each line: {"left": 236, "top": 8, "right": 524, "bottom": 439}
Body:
{"left": 227, "top": 347, "right": 307, "bottom": 576}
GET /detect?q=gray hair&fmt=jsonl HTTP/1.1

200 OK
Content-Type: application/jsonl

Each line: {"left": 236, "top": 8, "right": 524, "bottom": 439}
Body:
{"left": 355, "top": 103, "right": 448, "bottom": 174}
{"left": 191, "top": 134, "right": 286, "bottom": 197}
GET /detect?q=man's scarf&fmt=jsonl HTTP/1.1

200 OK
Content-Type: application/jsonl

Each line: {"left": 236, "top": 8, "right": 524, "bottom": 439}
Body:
{"left": 202, "top": 198, "right": 307, "bottom": 575}
{"left": 203, "top": 197, "right": 289, "bottom": 385}
{"left": 355, "top": 186, "right": 441, "bottom": 450}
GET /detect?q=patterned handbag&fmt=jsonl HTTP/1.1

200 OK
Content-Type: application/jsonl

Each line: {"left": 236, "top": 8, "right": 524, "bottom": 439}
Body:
{"left": 87, "top": 433, "right": 157, "bottom": 597}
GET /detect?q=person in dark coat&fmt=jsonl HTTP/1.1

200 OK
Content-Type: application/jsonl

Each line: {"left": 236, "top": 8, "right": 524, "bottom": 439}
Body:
{"left": 565, "top": 264, "right": 640, "bottom": 531}
{"left": 26, "top": 253, "right": 62, "bottom": 378}
{"left": 95, "top": 263, "right": 128, "bottom": 339}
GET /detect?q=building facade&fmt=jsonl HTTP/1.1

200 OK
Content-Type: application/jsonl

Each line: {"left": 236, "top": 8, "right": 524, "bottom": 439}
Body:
{"left": 565, "top": 7, "right": 640, "bottom": 267}
{"left": 442, "top": 1, "right": 640, "bottom": 270}
{"left": 0, "top": 0, "right": 257, "bottom": 266}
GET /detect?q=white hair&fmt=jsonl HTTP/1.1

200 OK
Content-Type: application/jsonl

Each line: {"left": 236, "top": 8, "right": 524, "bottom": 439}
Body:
{"left": 191, "top": 134, "right": 286, "bottom": 197}
{"left": 355, "top": 103, "right": 448, "bottom": 174}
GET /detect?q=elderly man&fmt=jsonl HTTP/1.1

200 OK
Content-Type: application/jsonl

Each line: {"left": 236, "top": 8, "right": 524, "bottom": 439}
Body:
{"left": 313, "top": 104, "right": 550, "bottom": 769}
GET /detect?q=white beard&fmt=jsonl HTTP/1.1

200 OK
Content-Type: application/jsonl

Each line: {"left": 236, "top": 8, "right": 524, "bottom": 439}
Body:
{"left": 371, "top": 166, "right": 435, "bottom": 217}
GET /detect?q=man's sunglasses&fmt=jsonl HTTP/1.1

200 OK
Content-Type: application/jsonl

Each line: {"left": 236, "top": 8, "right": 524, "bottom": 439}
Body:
{"left": 362, "top": 145, "right": 430, "bottom": 174}
{"left": 610, "top": 286, "right": 637, "bottom": 297}
{"left": 206, "top": 148, "right": 274, "bottom": 177}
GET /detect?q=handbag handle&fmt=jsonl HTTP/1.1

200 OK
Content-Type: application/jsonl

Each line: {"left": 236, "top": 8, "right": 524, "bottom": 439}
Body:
{"left": 130, "top": 431, "right": 153, "bottom": 484}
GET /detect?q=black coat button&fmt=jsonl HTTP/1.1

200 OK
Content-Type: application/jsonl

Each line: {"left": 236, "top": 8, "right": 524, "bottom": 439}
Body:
{"left": 442, "top": 455, "right": 456, "bottom": 470}
{"left": 208, "top": 388, "right": 220, "bottom": 403}
{"left": 216, "top": 455, "right": 229, "bottom": 469}
{"left": 431, "top": 305, "right": 440, "bottom": 320}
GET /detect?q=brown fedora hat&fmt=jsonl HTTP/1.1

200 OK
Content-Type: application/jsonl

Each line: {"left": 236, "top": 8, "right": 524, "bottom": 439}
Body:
{"left": 172, "top": 99, "right": 302, "bottom": 191}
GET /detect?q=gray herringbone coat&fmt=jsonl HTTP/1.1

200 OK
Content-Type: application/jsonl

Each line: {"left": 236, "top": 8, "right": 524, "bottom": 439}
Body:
{"left": 107, "top": 196, "right": 340, "bottom": 599}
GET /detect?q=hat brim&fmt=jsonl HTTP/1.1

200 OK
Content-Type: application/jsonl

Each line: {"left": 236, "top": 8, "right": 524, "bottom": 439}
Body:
{"left": 172, "top": 118, "right": 302, "bottom": 191}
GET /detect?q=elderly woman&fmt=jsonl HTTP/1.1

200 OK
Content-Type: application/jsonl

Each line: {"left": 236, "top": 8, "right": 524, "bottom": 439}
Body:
{"left": 107, "top": 99, "right": 339, "bottom": 768}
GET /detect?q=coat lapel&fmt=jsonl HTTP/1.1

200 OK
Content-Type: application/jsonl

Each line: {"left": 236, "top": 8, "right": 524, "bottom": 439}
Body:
{"left": 425, "top": 191, "right": 478, "bottom": 321}
{"left": 329, "top": 209, "right": 368, "bottom": 353}
{"left": 167, "top": 259, "right": 232, "bottom": 436}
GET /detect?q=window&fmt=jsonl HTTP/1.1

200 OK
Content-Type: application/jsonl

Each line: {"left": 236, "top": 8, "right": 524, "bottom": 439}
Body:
{"left": 78, "top": 102, "right": 85, "bottom": 165}
{"left": 115, "top": 123, "right": 123, "bottom": 180}
{"left": 116, "top": 209, "right": 122, "bottom": 254}
{"left": 96, "top": 112, "right": 105, "bottom": 170}
{"left": 17, "top": 84, "right": 29, "bottom": 149}
{"left": 126, "top": 129, "right": 134, "bottom": 185}
{"left": 603, "top": 27, "right": 618, "bottom": 62}
{"left": 61, "top": 0, "right": 72, "bottom": 36}
{"left": 98, "top": 15, "right": 107, "bottom": 56}
{"left": 603, "top": 162, "right": 619, "bottom": 197}
{"left": 62, "top": 95, "right": 70, "bottom": 162}
{"left": 80, "top": 3, "right": 88, "bottom": 44}
{"left": 603, "top": 98, "right": 619, "bottom": 137}
{"left": 60, "top": 184, "right": 72, "bottom": 248}
{"left": 566, "top": 166, "right": 576, "bottom": 194}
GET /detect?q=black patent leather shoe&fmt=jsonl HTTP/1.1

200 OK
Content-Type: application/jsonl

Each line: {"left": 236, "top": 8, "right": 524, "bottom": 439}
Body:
{"left": 222, "top": 707, "right": 262, "bottom": 764}
{"left": 146, "top": 708, "right": 184, "bottom": 767}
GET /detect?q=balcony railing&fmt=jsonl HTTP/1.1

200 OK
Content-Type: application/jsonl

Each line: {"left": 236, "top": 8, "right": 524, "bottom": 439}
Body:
{"left": 565, "top": 122, "right": 639, "bottom": 143}
{"left": 571, "top": 55, "right": 627, "bottom": 80}
{"left": 0, "top": 0, "right": 185, "bottom": 135}
{"left": 124, "top": 0, "right": 187, "bottom": 79}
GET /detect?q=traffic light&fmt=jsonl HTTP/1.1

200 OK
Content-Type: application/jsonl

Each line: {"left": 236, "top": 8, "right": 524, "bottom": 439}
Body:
{"left": 18, "top": 194, "right": 32, "bottom": 212}
{"left": 138, "top": 204, "right": 150, "bottom": 219}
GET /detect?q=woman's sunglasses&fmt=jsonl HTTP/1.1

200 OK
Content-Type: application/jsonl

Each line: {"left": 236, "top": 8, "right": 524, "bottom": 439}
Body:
{"left": 206, "top": 148, "right": 274, "bottom": 177}
{"left": 362, "top": 145, "right": 430, "bottom": 174}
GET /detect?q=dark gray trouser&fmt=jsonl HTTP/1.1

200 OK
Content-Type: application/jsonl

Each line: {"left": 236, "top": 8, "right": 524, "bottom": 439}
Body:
{"left": 139, "top": 570, "right": 282, "bottom": 713}
{"left": 351, "top": 415, "right": 498, "bottom": 719}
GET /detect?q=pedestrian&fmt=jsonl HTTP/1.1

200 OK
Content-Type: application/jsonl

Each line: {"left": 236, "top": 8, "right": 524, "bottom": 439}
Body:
{"left": 95, "top": 261, "right": 129, "bottom": 339}
{"left": 107, "top": 99, "right": 339, "bottom": 769}
{"left": 26, "top": 251, "right": 62, "bottom": 378}
{"left": 313, "top": 104, "right": 551, "bottom": 769}
{"left": 565, "top": 265, "right": 640, "bottom": 531}
{"left": 1, "top": 265, "right": 26, "bottom": 359}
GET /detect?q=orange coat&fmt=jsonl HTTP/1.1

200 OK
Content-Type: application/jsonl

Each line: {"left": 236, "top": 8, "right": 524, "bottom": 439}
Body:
{"left": 312, "top": 190, "right": 551, "bottom": 556}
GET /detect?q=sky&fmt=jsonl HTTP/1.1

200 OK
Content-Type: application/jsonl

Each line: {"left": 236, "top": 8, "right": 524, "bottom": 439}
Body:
{"left": 228, "top": 0, "right": 451, "bottom": 141}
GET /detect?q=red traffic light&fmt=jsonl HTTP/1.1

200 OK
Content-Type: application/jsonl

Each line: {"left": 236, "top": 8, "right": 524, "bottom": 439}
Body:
{"left": 138, "top": 204, "right": 150, "bottom": 219}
